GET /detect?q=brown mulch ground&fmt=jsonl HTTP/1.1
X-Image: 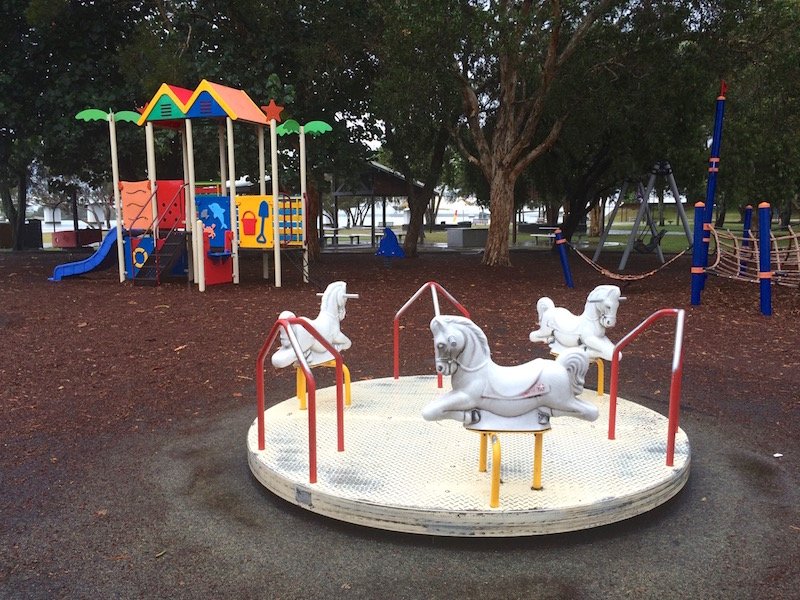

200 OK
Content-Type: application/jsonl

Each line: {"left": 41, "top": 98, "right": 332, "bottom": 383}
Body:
{"left": 3, "top": 248, "right": 797, "bottom": 459}
{"left": 1, "top": 247, "right": 798, "bottom": 597}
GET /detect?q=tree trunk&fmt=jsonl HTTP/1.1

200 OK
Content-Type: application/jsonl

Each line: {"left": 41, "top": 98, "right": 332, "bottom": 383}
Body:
{"left": 7, "top": 168, "right": 29, "bottom": 251}
{"left": 779, "top": 196, "right": 793, "bottom": 227}
{"left": 404, "top": 190, "right": 429, "bottom": 258}
{"left": 482, "top": 173, "right": 515, "bottom": 266}
{"left": 715, "top": 201, "right": 727, "bottom": 228}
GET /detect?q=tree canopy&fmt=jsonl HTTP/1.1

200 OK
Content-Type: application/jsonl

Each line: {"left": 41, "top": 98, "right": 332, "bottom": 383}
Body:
{"left": 1, "top": 0, "right": 797, "bottom": 258}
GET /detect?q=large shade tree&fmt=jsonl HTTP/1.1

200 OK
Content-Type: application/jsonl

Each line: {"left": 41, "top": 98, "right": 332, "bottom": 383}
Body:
{"left": 715, "top": 0, "right": 800, "bottom": 226}
{"left": 1, "top": 0, "right": 148, "bottom": 250}
{"left": 452, "top": 0, "right": 614, "bottom": 266}
{"left": 371, "top": 1, "right": 463, "bottom": 257}
{"left": 528, "top": 0, "right": 723, "bottom": 241}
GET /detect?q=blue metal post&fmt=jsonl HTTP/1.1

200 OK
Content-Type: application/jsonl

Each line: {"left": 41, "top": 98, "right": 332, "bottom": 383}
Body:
{"left": 700, "top": 82, "right": 728, "bottom": 284}
{"left": 740, "top": 205, "right": 753, "bottom": 275}
{"left": 554, "top": 229, "right": 574, "bottom": 288}
{"left": 690, "top": 202, "right": 706, "bottom": 305}
{"left": 758, "top": 202, "right": 772, "bottom": 316}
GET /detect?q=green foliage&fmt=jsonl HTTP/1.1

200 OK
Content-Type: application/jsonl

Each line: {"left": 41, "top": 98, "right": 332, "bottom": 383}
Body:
{"left": 3, "top": 0, "right": 799, "bottom": 254}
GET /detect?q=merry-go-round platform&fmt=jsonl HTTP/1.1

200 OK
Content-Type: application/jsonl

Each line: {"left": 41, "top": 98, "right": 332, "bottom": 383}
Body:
{"left": 247, "top": 375, "right": 690, "bottom": 537}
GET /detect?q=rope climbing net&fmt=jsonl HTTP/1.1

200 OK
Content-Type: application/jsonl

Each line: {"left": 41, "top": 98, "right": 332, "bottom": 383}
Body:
{"left": 708, "top": 225, "right": 800, "bottom": 288}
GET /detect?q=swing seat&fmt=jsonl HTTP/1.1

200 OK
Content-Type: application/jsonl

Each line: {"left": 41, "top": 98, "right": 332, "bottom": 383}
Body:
{"left": 634, "top": 229, "right": 666, "bottom": 253}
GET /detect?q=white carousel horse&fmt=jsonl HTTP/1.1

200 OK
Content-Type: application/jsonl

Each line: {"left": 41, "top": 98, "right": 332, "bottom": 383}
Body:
{"left": 529, "top": 284, "right": 624, "bottom": 361}
{"left": 422, "top": 315, "right": 598, "bottom": 431}
{"left": 271, "top": 281, "right": 357, "bottom": 369}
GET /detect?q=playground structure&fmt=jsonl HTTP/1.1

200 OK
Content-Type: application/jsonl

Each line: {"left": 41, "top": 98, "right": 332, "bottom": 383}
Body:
{"left": 688, "top": 83, "right": 797, "bottom": 315}
{"left": 593, "top": 161, "right": 693, "bottom": 271}
{"left": 424, "top": 315, "right": 599, "bottom": 429}
{"left": 707, "top": 211, "right": 800, "bottom": 289}
{"left": 694, "top": 201, "right": 799, "bottom": 316}
{"left": 247, "top": 281, "right": 690, "bottom": 536}
{"left": 54, "top": 80, "right": 329, "bottom": 289}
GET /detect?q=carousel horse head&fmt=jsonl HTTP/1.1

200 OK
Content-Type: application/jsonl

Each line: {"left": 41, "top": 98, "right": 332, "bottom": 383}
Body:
{"left": 319, "top": 281, "right": 355, "bottom": 322}
{"left": 586, "top": 285, "right": 624, "bottom": 329}
{"left": 431, "top": 315, "right": 489, "bottom": 377}
{"left": 270, "top": 282, "right": 358, "bottom": 369}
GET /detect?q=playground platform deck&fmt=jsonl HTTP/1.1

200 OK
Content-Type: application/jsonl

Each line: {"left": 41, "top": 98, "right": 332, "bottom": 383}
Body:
{"left": 248, "top": 375, "right": 690, "bottom": 537}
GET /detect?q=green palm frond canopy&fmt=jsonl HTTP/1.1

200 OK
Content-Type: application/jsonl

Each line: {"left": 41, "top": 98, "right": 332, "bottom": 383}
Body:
{"left": 113, "top": 111, "right": 142, "bottom": 123}
{"left": 75, "top": 108, "right": 110, "bottom": 122}
{"left": 276, "top": 119, "right": 301, "bottom": 136}
{"left": 304, "top": 120, "right": 332, "bottom": 136}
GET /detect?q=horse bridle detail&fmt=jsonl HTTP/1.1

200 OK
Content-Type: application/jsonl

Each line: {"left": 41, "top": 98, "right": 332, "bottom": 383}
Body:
{"left": 435, "top": 334, "right": 489, "bottom": 373}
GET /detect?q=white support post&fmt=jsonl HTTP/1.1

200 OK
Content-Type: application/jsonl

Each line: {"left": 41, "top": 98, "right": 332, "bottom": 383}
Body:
{"left": 196, "top": 219, "right": 206, "bottom": 292}
{"left": 218, "top": 122, "right": 228, "bottom": 195}
{"left": 299, "top": 125, "right": 309, "bottom": 283}
{"left": 226, "top": 117, "right": 240, "bottom": 284}
{"left": 108, "top": 113, "right": 125, "bottom": 282}
{"left": 145, "top": 122, "right": 158, "bottom": 237}
{"left": 270, "top": 118, "right": 281, "bottom": 287}
{"left": 180, "top": 127, "right": 193, "bottom": 282}
{"left": 258, "top": 125, "right": 267, "bottom": 195}
{"left": 185, "top": 119, "right": 199, "bottom": 284}
{"left": 258, "top": 125, "right": 269, "bottom": 280}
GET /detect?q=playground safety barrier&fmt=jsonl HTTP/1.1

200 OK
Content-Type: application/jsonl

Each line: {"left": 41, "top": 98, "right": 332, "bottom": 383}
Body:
{"left": 607, "top": 308, "right": 686, "bottom": 467}
{"left": 255, "top": 317, "right": 346, "bottom": 484}
{"left": 393, "top": 281, "right": 470, "bottom": 385}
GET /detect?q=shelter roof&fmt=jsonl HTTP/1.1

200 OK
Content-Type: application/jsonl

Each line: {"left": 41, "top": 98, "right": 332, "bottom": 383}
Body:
{"left": 334, "top": 161, "right": 425, "bottom": 198}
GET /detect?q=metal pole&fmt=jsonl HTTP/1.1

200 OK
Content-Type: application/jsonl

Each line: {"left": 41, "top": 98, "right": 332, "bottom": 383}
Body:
{"left": 258, "top": 124, "right": 269, "bottom": 281}
{"left": 740, "top": 205, "right": 753, "bottom": 275}
{"left": 270, "top": 118, "right": 281, "bottom": 287}
{"left": 226, "top": 117, "right": 239, "bottom": 284}
{"left": 701, "top": 82, "right": 728, "bottom": 278}
{"left": 758, "top": 202, "right": 772, "bottom": 316}
{"left": 593, "top": 181, "right": 628, "bottom": 262}
{"left": 185, "top": 119, "right": 198, "bottom": 285}
{"left": 618, "top": 184, "right": 648, "bottom": 271}
{"left": 108, "top": 113, "right": 126, "bottom": 282}
{"left": 555, "top": 229, "right": 574, "bottom": 288}
{"left": 690, "top": 202, "right": 706, "bottom": 305}
{"left": 299, "top": 125, "right": 309, "bottom": 283}
{"left": 145, "top": 122, "right": 158, "bottom": 237}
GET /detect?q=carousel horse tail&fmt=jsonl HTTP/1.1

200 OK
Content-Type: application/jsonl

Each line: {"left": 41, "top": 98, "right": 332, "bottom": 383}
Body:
{"left": 555, "top": 350, "right": 589, "bottom": 397}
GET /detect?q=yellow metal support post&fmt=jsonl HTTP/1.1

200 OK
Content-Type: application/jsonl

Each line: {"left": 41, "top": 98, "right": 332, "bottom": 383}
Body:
{"left": 490, "top": 434, "right": 501, "bottom": 508}
{"left": 296, "top": 360, "right": 352, "bottom": 410}
{"left": 532, "top": 431, "right": 545, "bottom": 490}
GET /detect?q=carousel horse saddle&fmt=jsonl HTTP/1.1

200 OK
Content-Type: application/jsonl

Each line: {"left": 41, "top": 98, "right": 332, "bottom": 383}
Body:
{"left": 482, "top": 358, "right": 551, "bottom": 400}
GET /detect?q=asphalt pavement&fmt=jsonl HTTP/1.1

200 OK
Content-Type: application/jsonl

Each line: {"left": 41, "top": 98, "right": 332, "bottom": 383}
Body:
{"left": 3, "top": 397, "right": 797, "bottom": 599}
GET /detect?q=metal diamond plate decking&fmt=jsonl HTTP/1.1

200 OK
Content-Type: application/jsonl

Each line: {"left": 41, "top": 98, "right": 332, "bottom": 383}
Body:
{"left": 247, "top": 375, "right": 690, "bottom": 536}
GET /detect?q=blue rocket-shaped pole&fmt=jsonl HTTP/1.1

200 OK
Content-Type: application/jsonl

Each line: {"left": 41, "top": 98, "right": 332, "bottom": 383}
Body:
{"left": 701, "top": 81, "right": 728, "bottom": 278}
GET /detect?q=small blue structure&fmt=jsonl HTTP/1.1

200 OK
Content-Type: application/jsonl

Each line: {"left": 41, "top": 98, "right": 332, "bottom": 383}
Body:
{"left": 376, "top": 228, "right": 405, "bottom": 259}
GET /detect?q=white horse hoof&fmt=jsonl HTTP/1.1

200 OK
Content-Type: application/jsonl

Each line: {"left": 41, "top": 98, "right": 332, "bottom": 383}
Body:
{"left": 538, "top": 409, "right": 551, "bottom": 426}
{"left": 465, "top": 409, "right": 481, "bottom": 425}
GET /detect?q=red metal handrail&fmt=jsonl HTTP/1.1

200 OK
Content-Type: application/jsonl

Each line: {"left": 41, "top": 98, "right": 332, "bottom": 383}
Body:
{"left": 608, "top": 308, "right": 686, "bottom": 466}
{"left": 393, "top": 281, "right": 470, "bottom": 384}
{"left": 255, "top": 317, "right": 345, "bottom": 484}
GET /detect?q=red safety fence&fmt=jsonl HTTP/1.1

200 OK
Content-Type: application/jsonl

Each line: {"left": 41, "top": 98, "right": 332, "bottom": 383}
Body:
{"left": 393, "top": 281, "right": 470, "bottom": 385}
{"left": 608, "top": 308, "right": 686, "bottom": 466}
{"left": 255, "top": 317, "right": 345, "bottom": 484}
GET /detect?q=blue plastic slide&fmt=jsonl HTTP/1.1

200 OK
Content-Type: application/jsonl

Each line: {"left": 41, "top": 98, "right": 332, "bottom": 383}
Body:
{"left": 50, "top": 228, "right": 119, "bottom": 281}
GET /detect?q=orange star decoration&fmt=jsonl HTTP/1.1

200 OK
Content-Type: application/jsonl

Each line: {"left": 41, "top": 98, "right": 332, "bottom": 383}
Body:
{"left": 261, "top": 99, "right": 284, "bottom": 123}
